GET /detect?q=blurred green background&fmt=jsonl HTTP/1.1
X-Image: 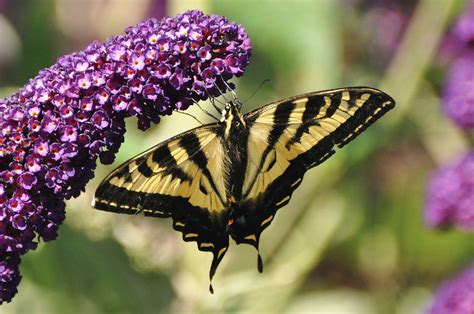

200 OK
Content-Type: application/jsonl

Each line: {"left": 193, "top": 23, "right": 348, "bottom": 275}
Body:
{"left": 0, "top": 0, "right": 472, "bottom": 313}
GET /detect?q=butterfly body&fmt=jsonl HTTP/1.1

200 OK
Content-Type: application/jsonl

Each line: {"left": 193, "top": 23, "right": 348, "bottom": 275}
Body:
{"left": 93, "top": 87, "right": 395, "bottom": 291}
{"left": 221, "top": 101, "right": 249, "bottom": 201}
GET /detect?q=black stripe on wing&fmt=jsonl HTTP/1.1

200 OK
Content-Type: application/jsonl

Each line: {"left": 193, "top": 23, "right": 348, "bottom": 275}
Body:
{"left": 179, "top": 132, "right": 226, "bottom": 205}
{"left": 324, "top": 90, "right": 395, "bottom": 149}
{"left": 245, "top": 102, "right": 296, "bottom": 194}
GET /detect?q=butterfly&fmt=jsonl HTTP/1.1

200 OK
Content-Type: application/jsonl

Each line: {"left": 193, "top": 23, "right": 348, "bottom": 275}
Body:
{"left": 92, "top": 86, "right": 395, "bottom": 293}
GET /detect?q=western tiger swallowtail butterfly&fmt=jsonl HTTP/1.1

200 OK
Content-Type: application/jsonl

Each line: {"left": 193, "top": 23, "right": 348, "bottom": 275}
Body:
{"left": 93, "top": 86, "right": 395, "bottom": 293}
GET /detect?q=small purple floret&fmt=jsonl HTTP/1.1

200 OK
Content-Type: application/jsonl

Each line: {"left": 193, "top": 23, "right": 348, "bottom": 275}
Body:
{"left": 0, "top": 10, "right": 251, "bottom": 304}
{"left": 0, "top": 256, "right": 21, "bottom": 303}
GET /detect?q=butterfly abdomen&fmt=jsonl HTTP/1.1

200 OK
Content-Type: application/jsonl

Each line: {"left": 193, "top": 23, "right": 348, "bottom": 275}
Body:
{"left": 221, "top": 102, "right": 250, "bottom": 203}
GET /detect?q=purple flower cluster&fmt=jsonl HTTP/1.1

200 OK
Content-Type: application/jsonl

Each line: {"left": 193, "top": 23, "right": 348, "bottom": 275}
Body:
{"left": 0, "top": 10, "right": 251, "bottom": 303}
{"left": 372, "top": 7, "right": 408, "bottom": 52}
{"left": 426, "top": 3, "right": 474, "bottom": 231}
{"left": 424, "top": 153, "right": 474, "bottom": 230}
{"left": 427, "top": 265, "right": 474, "bottom": 314}
{"left": 427, "top": 6, "right": 474, "bottom": 308}
{"left": 442, "top": 1, "right": 474, "bottom": 129}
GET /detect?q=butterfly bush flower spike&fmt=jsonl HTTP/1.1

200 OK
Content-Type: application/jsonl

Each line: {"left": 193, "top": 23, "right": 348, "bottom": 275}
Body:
{"left": 0, "top": 10, "right": 251, "bottom": 303}
{"left": 424, "top": 152, "right": 474, "bottom": 230}
{"left": 427, "top": 265, "right": 474, "bottom": 314}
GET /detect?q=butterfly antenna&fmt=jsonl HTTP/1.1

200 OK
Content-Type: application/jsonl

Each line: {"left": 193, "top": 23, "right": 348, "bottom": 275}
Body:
{"left": 219, "top": 76, "right": 238, "bottom": 101}
{"left": 196, "top": 102, "right": 220, "bottom": 121}
{"left": 212, "top": 81, "right": 230, "bottom": 104}
{"left": 212, "top": 94, "right": 226, "bottom": 107}
{"left": 209, "top": 94, "right": 224, "bottom": 113}
{"left": 174, "top": 110, "right": 204, "bottom": 125}
{"left": 203, "top": 86, "right": 225, "bottom": 114}
{"left": 242, "top": 79, "right": 272, "bottom": 104}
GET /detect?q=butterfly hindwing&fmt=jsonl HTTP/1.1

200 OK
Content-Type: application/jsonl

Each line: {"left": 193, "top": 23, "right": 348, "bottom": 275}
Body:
{"left": 229, "top": 87, "right": 395, "bottom": 247}
{"left": 93, "top": 124, "right": 231, "bottom": 282}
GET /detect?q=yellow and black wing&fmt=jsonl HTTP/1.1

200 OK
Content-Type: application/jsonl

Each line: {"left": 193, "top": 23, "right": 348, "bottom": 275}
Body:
{"left": 231, "top": 87, "right": 395, "bottom": 247}
{"left": 93, "top": 124, "right": 230, "bottom": 287}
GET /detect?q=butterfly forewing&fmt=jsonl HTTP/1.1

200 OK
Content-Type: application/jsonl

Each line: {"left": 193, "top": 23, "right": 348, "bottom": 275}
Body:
{"left": 233, "top": 87, "right": 395, "bottom": 245}
{"left": 94, "top": 124, "right": 231, "bottom": 272}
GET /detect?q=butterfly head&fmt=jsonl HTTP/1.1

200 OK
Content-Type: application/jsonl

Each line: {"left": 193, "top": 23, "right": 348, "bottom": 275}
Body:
{"left": 220, "top": 100, "right": 246, "bottom": 141}
{"left": 220, "top": 100, "right": 243, "bottom": 122}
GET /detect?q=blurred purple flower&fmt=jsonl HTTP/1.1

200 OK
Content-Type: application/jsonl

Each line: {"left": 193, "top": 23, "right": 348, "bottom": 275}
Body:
{"left": 453, "top": 1, "right": 474, "bottom": 47}
{"left": 427, "top": 265, "right": 474, "bottom": 314}
{"left": 439, "top": 0, "right": 474, "bottom": 64}
{"left": 0, "top": 10, "right": 251, "bottom": 304}
{"left": 442, "top": 52, "right": 474, "bottom": 129}
{"left": 347, "top": 0, "right": 415, "bottom": 67}
{"left": 440, "top": 2, "right": 474, "bottom": 129}
{"left": 424, "top": 152, "right": 474, "bottom": 230}
{"left": 372, "top": 7, "right": 409, "bottom": 52}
